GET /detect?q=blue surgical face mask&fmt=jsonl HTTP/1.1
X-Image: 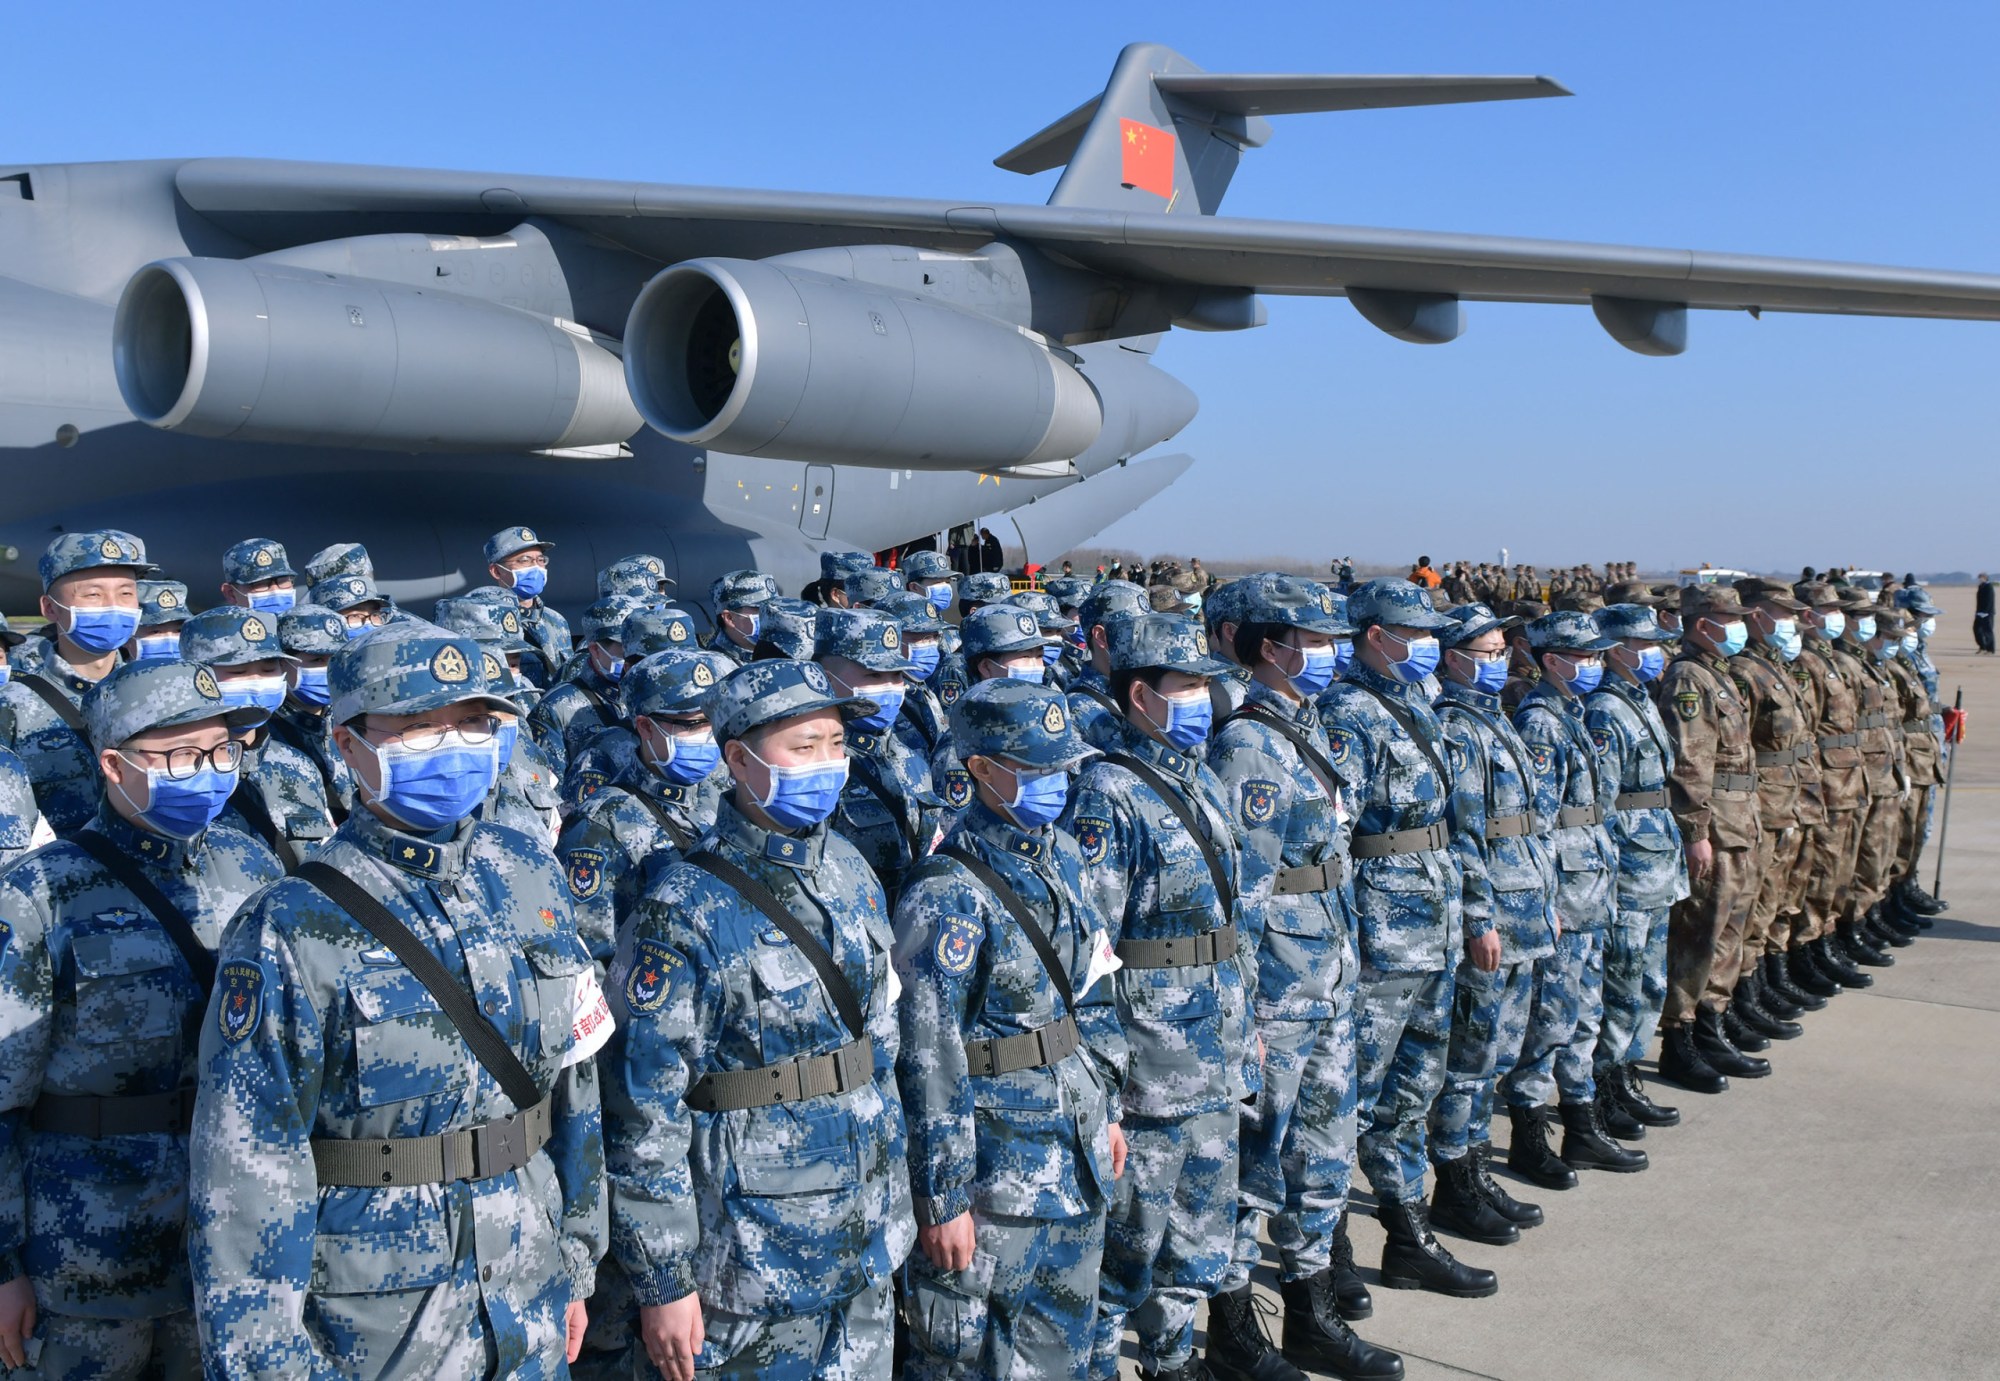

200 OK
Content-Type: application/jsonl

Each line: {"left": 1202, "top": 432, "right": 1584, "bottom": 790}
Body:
{"left": 905, "top": 641, "right": 941, "bottom": 683}
{"left": 1853, "top": 616, "right": 1876, "bottom": 643}
{"left": 925, "top": 583, "right": 953, "bottom": 614}
{"left": 344, "top": 619, "right": 370, "bottom": 641}
{"left": 1708, "top": 620, "right": 1748, "bottom": 657}
{"left": 135, "top": 633, "right": 182, "bottom": 661}
{"left": 53, "top": 600, "right": 141, "bottom": 655}
{"left": 998, "top": 659, "right": 1044, "bottom": 685}
{"left": 494, "top": 719, "right": 519, "bottom": 772}
{"left": 509, "top": 565, "right": 549, "bottom": 600}
{"left": 1635, "top": 646, "right": 1667, "bottom": 682}
{"left": 727, "top": 611, "right": 761, "bottom": 645}
{"left": 1874, "top": 639, "right": 1898, "bottom": 662}
{"left": 0, "top": 665, "right": 10, "bottom": 689}
{"left": 292, "top": 665, "right": 331, "bottom": 707}
{"left": 593, "top": 646, "right": 625, "bottom": 681}
{"left": 745, "top": 746, "right": 848, "bottom": 830}
{"left": 1776, "top": 627, "right": 1804, "bottom": 662}
{"left": 247, "top": 588, "right": 296, "bottom": 616}
{"left": 1279, "top": 642, "right": 1339, "bottom": 697}
{"left": 1549, "top": 654, "right": 1602, "bottom": 696}
{"left": 1142, "top": 685, "right": 1213, "bottom": 750}
{"left": 1921, "top": 617, "right": 1938, "bottom": 638}
{"left": 113, "top": 757, "right": 237, "bottom": 840}
{"left": 1041, "top": 642, "right": 1062, "bottom": 666}
{"left": 847, "top": 684, "right": 904, "bottom": 734}
{"left": 1464, "top": 654, "right": 1509, "bottom": 694}
{"left": 1379, "top": 630, "right": 1441, "bottom": 684}
{"left": 1001, "top": 763, "right": 1069, "bottom": 828}
{"left": 218, "top": 673, "right": 287, "bottom": 718}
{"left": 647, "top": 726, "right": 722, "bottom": 785}
{"left": 1818, "top": 612, "right": 1846, "bottom": 641}
{"left": 1761, "top": 618, "right": 1798, "bottom": 653}
{"left": 357, "top": 733, "right": 500, "bottom": 831}
{"left": 1900, "top": 633, "right": 1918, "bottom": 654}
{"left": 1331, "top": 640, "right": 1354, "bottom": 674}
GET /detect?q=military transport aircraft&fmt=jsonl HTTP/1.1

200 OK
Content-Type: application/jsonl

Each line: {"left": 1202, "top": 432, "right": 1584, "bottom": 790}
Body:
{"left": 4, "top": 42, "right": 1999, "bottom": 612}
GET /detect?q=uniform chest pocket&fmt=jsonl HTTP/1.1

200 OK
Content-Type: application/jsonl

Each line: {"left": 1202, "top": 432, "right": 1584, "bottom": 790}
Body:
{"left": 312, "top": 1220, "right": 454, "bottom": 1296}
{"left": 522, "top": 933, "right": 590, "bottom": 1067}
{"left": 71, "top": 928, "right": 185, "bottom": 1043}
{"left": 347, "top": 973, "right": 469, "bottom": 1108}
{"left": 840, "top": 785, "right": 897, "bottom": 828}
{"left": 1382, "top": 738, "right": 1443, "bottom": 805}
{"left": 1558, "top": 848, "right": 1608, "bottom": 874}
{"left": 285, "top": 812, "right": 332, "bottom": 843}
{"left": 734, "top": 1139, "right": 859, "bottom": 1199}
{"left": 750, "top": 941, "right": 839, "bottom": 1062}
{"left": 1119, "top": 964, "right": 1219, "bottom": 1024}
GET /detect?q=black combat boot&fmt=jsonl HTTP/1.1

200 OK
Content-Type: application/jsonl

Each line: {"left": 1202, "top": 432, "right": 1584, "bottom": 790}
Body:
{"left": 1428, "top": 1154, "right": 1519, "bottom": 1245}
{"left": 1505, "top": 1104, "right": 1578, "bottom": 1190}
{"left": 1767, "top": 950, "right": 1827, "bottom": 1010}
{"left": 1614, "top": 1062, "right": 1681, "bottom": 1126}
{"left": 1813, "top": 935, "right": 1871, "bottom": 989}
{"left": 1657, "top": 1023, "right": 1728, "bottom": 1094}
{"left": 1736, "top": 973, "right": 1802, "bottom": 1040}
{"left": 1595, "top": 1075, "right": 1647, "bottom": 1141}
{"left": 1879, "top": 899, "right": 1925, "bottom": 937}
{"left": 1841, "top": 919, "right": 1893, "bottom": 968}
{"left": 1787, "top": 944, "right": 1839, "bottom": 999}
{"left": 1753, "top": 960, "right": 1805, "bottom": 1018}
{"left": 1376, "top": 1200, "right": 1499, "bottom": 1298}
{"left": 1278, "top": 1273, "right": 1406, "bottom": 1381}
{"left": 1206, "top": 1284, "right": 1306, "bottom": 1381}
{"left": 1142, "top": 1358, "right": 1215, "bottom": 1381}
{"left": 1897, "top": 875, "right": 1945, "bottom": 915}
{"left": 1558, "top": 1098, "right": 1649, "bottom": 1172}
{"left": 1721, "top": 996, "right": 1772, "bottom": 1053}
{"left": 1469, "top": 1142, "right": 1543, "bottom": 1227}
{"left": 1867, "top": 906, "right": 1915, "bottom": 948}
{"left": 1328, "top": 1210, "right": 1371, "bottom": 1321}
{"left": 1694, "top": 1005, "right": 1771, "bottom": 1079}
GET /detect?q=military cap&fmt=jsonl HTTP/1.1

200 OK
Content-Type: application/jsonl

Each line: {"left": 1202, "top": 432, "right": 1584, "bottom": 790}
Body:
{"left": 819, "top": 551, "right": 874, "bottom": 584}
{"left": 961, "top": 572, "right": 1013, "bottom": 604}
{"left": 598, "top": 568, "right": 656, "bottom": 601}
{"left": 1042, "top": 576, "right": 1092, "bottom": 610}
{"left": 1007, "top": 590, "right": 1078, "bottom": 631}
{"left": 621, "top": 649, "right": 733, "bottom": 720}
{"left": 621, "top": 605, "right": 699, "bottom": 657}
{"left": 1439, "top": 601, "right": 1519, "bottom": 648}
{"left": 308, "top": 573, "right": 383, "bottom": 613}
{"left": 843, "top": 567, "right": 903, "bottom": 607}
{"left": 432, "top": 597, "right": 532, "bottom": 654}
{"left": 900, "top": 550, "right": 956, "bottom": 584}
{"left": 1834, "top": 588, "right": 1880, "bottom": 614}
{"left": 960, "top": 605, "right": 1055, "bottom": 660}
{"left": 580, "top": 596, "right": 644, "bottom": 646}
{"left": 756, "top": 597, "right": 819, "bottom": 659}
{"left": 137, "top": 579, "right": 191, "bottom": 630}
{"left": 459, "top": 585, "right": 523, "bottom": 610}
{"left": 278, "top": 603, "right": 351, "bottom": 656}
{"left": 1896, "top": 584, "right": 1943, "bottom": 617}
{"left": 39, "top": 529, "right": 153, "bottom": 588}
{"left": 815, "top": 607, "right": 918, "bottom": 673}
{"left": 1732, "top": 577, "right": 1806, "bottom": 613}
{"left": 949, "top": 679, "right": 1096, "bottom": 771}
{"left": 483, "top": 525, "right": 554, "bottom": 566}
{"left": 1510, "top": 598, "right": 1551, "bottom": 621}
{"left": 1682, "top": 585, "right": 1746, "bottom": 619}
{"left": 1079, "top": 579, "right": 1149, "bottom": 632}
{"left": 874, "top": 591, "right": 943, "bottom": 634}
{"left": 1346, "top": 578, "right": 1452, "bottom": 631}
{"left": 711, "top": 569, "right": 778, "bottom": 611}
{"left": 1525, "top": 610, "right": 1618, "bottom": 652}
{"left": 1239, "top": 573, "right": 1352, "bottom": 635}
{"left": 327, "top": 623, "right": 515, "bottom": 724}
{"left": 1594, "top": 603, "right": 1671, "bottom": 642}
{"left": 83, "top": 659, "right": 265, "bottom": 752}
{"left": 0, "top": 625, "right": 23, "bottom": 650}
{"left": 1147, "top": 585, "right": 1190, "bottom": 613}
{"left": 179, "top": 606, "right": 298, "bottom": 668}
{"left": 221, "top": 538, "right": 298, "bottom": 588}
{"left": 707, "top": 657, "right": 877, "bottom": 744}
{"left": 1604, "top": 579, "right": 1667, "bottom": 607}
{"left": 1793, "top": 579, "right": 1841, "bottom": 607}
{"left": 303, "top": 542, "right": 373, "bottom": 586}
{"left": 1107, "top": 613, "right": 1231, "bottom": 676}
{"left": 617, "top": 552, "right": 673, "bottom": 585}
{"left": 1551, "top": 590, "right": 1605, "bottom": 614}
{"left": 1199, "top": 577, "right": 1249, "bottom": 632}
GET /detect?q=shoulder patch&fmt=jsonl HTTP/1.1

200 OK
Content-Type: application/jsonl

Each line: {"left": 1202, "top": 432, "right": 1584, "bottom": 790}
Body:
{"left": 0, "top": 917, "right": 11, "bottom": 968}
{"left": 934, "top": 915, "right": 983, "bottom": 976}
{"left": 624, "top": 938, "right": 681, "bottom": 1015}
{"left": 941, "top": 768, "right": 973, "bottom": 810}
{"left": 1074, "top": 814, "right": 1112, "bottom": 865}
{"left": 570, "top": 770, "right": 609, "bottom": 808}
{"left": 217, "top": 960, "right": 264, "bottom": 1045}
{"left": 1675, "top": 689, "right": 1703, "bottom": 722}
{"left": 938, "top": 679, "right": 964, "bottom": 708}
{"left": 1589, "top": 727, "right": 1614, "bottom": 758}
{"left": 1327, "top": 726, "right": 1358, "bottom": 768}
{"left": 1240, "top": 778, "right": 1280, "bottom": 826}
{"left": 1445, "top": 738, "right": 1469, "bottom": 775}
{"left": 1528, "top": 742, "right": 1556, "bottom": 777}
{"left": 564, "top": 848, "right": 606, "bottom": 900}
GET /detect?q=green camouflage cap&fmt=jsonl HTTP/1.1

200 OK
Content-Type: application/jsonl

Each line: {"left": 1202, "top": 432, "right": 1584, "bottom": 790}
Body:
{"left": 1682, "top": 584, "right": 1747, "bottom": 619}
{"left": 1147, "top": 585, "right": 1190, "bottom": 613}
{"left": 1604, "top": 579, "right": 1668, "bottom": 608}
{"left": 327, "top": 623, "right": 515, "bottom": 724}
{"left": 1007, "top": 590, "right": 1078, "bottom": 632}
{"left": 580, "top": 596, "right": 645, "bottom": 645}
{"left": 137, "top": 579, "right": 191, "bottom": 630}
{"left": 622, "top": 649, "right": 733, "bottom": 719}
{"left": 1793, "top": 579, "right": 1841, "bottom": 607}
{"left": 1874, "top": 607, "right": 1909, "bottom": 635}
{"left": 874, "top": 591, "right": 942, "bottom": 634}
{"left": 960, "top": 605, "right": 1055, "bottom": 660}
{"left": 221, "top": 538, "right": 298, "bottom": 587}
{"left": 900, "top": 551, "right": 956, "bottom": 584}
{"left": 279, "top": 603, "right": 351, "bottom": 655}
{"left": 758, "top": 598, "right": 818, "bottom": 659}
{"left": 843, "top": 567, "right": 903, "bottom": 606}
{"left": 1347, "top": 578, "right": 1452, "bottom": 631}
{"left": 39, "top": 529, "right": 153, "bottom": 588}
{"left": 483, "top": 525, "right": 554, "bottom": 566}
{"left": 1439, "top": 601, "right": 1519, "bottom": 648}
{"left": 961, "top": 572, "right": 1013, "bottom": 605}
{"left": 819, "top": 550, "right": 874, "bottom": 583}
{"left": 1079, "top": 579, "right": 1149, "bottom": 633}
{"left": 1525, "top": 611, "right": 1617, "bottom": 652}
{"left": 1732, "top": 577, "right": 1806, "bottom": 614}
{"left": 1239, "top": 573, "right": 1351, "bottom": 635}
{"left": 1107, "top": 613, "right": 1232, "bottom": 676}
{"left": 1551, "top": 589, "right": 1606, "bottom": 614}
{"left": 1594, "top": 603, "right": 1671, "bottom": 642}
{"left": 432, "top": 598, "right": 532, "bottom": 654}
{"left": 708, "top": 657, "right": 877, "bottom": 744}
{"left": 815, "top": 607, "right": 918, "bottom": 673}
{"left": 83, "top": 659, "right": 263, "bottom": 752}
{"left": 302, "top": 542, "right": 372, "bottom": 586}
{"left": 621, "top": 606, "right": 700, "bottom": 656}
{"left": 308, "top": 573, "right": 383, "bottom": 613}
{"left": 948, "top": 678, "right": 1095, "bottom": 770}
{"left": 179, "top": 606, "right": 298, "bottom": 667}
{"left": 711, "top": 569, "right": 778, "bottom": 611}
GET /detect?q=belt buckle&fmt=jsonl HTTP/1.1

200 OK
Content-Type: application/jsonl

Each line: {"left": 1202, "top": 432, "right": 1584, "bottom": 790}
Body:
{"left": 476, "top": 1112, "right": 524, "bottom": 1176}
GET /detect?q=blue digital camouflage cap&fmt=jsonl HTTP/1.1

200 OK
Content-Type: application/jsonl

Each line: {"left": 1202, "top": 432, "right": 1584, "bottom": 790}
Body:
{"left": 600, "top": 556, "right": 669, "bottom": 597}
{"left": 1594, "top": 603, "right": 1671, "bottom": 642}
{"left": 621, "top": 606, "right": 700, "bottom": 657}
{"left": 1107, "top": 613, "right": 1232, "bottom": 676}
{"left": 598, "top": 569, "right": 657, "bottom": 601}
{"left": 1525, "top": 610, "right": 1618, "bottom": 652}
{"left": 1439, "top": 601, "right": 1520, "bottom": 648}
{"left": 1007, "top": 590, "right": 1078, "bottom": 631}
{"left": 84, "top": 659, "right": 266, "bottom": 752}
{"left": 948, "top": 679, "right": 1096, "bottom": 770}
{"left": 711, "top": 569, "right": 778, "bottom": 611}
{"left": 1079, "top": 579, "right": 1149, "bottom": 633}
{"left": 961, "top": 572, "right": 1013, "bottom": 605}
{"left": 900, "top": 551, "right": 955, "bottom": 583}
{"left": 432, "top": 597, "right": 532, "bottom": 654}
{"left": 756, "top": 597, "right": 818, "bottom": 659}
{"left": 707, "top": 657, "right": 877, "bottom": 744}
{"left": 327, "top": 624, "right": 515, "bottom": 723}
{"left": 843, "top": 567, "right": 903, "bottom": 607}
{"left": 619, "top": 552, "right": 673, "bottom": 585}
{"left": 39, "top": 529, "right": 153, "bottom": 588}
{"left": 1895, "top": 584, "right": 1942, "bottom": 617}
{"left": 1041, "top": 576, "right": 1091, "bottom": 611}
{"left": 1346, "top": 577, "right": 1452, "bottom": 631}
{"left": 622, "top": 650, "right": 733, "bottom": 720}
{"left": 308, "top": 573, "right": 383, "bottom": 613}
{"left": 483, "top": 525, "right": 554, "bottom": 566}
{"left": 581, "top": 596, "right": 645, "bottom": 646}
{"left": 460, "top": 585, "right": 522, "bottom": 610}
{"left": 820, "top": 550, "right": 874, "bottom": 583}
{"left": 179, "top": 606, "right": 298, "bottom": 668}
{"left": 874, "top": 591, "right": 943, "bottom": 634}
{"left": 221, "top": 538, "right": 297, "bottom": 587}
{"left": 137, "top": 580, "right": 191, "bottom": 630}
{"left": 815, "top": 607, "right": 918, "bottom": 673}
{"left": 279, "top": 603, "right": 351, "bottom": 655}
{"left": 1238, "top": 573, "right": 1351, "bottom": 634}
{"left": 303, "top": 542, "right": 372, "bottom": 586}
{"left": 960, "top": 605, "right": 1054, "bottom": 660}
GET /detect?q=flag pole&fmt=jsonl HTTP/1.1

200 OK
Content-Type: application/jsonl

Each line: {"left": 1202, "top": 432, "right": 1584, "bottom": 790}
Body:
{"left": 1932, "top": 687, "right": 1963, "bottom": 902}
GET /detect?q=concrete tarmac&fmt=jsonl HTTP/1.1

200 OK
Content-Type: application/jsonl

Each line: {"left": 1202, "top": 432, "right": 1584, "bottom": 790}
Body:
{"left": 1125, "top": 584, "right": 2000, "bottom": 1379}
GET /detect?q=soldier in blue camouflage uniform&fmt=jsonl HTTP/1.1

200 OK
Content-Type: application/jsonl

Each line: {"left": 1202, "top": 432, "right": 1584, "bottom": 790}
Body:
{"left": 813, "top": 550, "right": 875, "bottom": 608}
{"left": 1585, "top": 603, "right": 1690, "bottom": 1135}
{"left": 900, "top": 551, "right": 959, "bottom": 622}
{"left": 307, "top": 571, "right": 392, "bottom": 640}
{"left": 218, "top": 538, "right": 301, "bottom": 618}
{"left": 817, "top": 608, "right": 946, "bottom": 900}
{"left": 933, "top": 607, "right": 1060, "bottom": 819}
{"left": 559, "top": 606, "right": 702, "bottom": 809}
{"left": 300, "top": 541, "right": 371, "bottom": 590}
{"left": 892, "top": 680, "right": 1126, "bottom": 1381}
{"left": 1203, "top": 577, "right": 1403, "bottom": 1381}
{"left": 266, "top": 604, "right": 358, "bottom": 822}
{"left": 0, "top": 532, "right": 153, "bottom": 837}
{"left": 0, "top": 660, "right": 279, "bottom": 1378}
{"left": 1196, "top": 577, "right": 1260, "bottom": 723}
{"left": 599, "top": 555, "right": 674, "bottom": 603}
{"left": 1061, "top": 614, "right": 1252, "bottom": 1381}
{"left": 844, "top": 568, "right": 903, "bottom": 610}
{"left": 484, "top": 526, "right": 573, "bottom": 687}
{"left": 1315, "top": 579, "right": 1496, "bottom": 1298}
{"left": 876, "top": 593, "right": 951, "bottom": 760}
{"left": 929, "top": 572, "right": 1014, "bottom": 680}
{"left": 0, "top": 741, "right": 53, "bottom": 867}
{"left": 1006, "top": 591, "right": 1078, "bottom": 691}
{"left": 131, "top": 581, "right": 191, "bottom": 662}
{"left": 1428, "top": 603, "right": 1559, "bottom": 1248}
{"left": 601, "top": 657, "right": 912, "bottom": 1380}
{"left": 707, "top": 571, "right": 777, "bottom": 666}
{"left": 423, "top": 606, "right": 566, "bottom": 852}
{"left": 1066, "top": 581, "right": 1149, "bottom": 755}
{"left": 530, "top": 596, "right": 643, "bottom": 772}
{"left": 1503, "top": 613, "right": 1646, "bottom": 1179}
{"left": 747, "top": 597, "right": 813, "bottom": 660}
{"left": 189, "top": 624, "right": 606, "bottom": 1376}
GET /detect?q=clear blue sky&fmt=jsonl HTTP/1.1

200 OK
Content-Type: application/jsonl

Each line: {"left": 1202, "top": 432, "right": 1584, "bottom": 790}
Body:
{"left": 13, "top": 2, "right": 1998, "bottom": 574}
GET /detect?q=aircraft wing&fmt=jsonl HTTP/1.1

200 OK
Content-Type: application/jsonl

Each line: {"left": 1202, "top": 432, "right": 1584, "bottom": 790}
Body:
{"left": 175, "top": 159, "right": 2000, "bottom": 324}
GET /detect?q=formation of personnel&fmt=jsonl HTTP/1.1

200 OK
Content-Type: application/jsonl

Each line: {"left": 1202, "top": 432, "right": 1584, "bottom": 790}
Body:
{"left": 0, "top": 527, "right": 1969, "bottom": 1381}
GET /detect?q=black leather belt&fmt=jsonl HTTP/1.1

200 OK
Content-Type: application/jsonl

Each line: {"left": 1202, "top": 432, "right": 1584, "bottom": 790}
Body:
{"left": 32, "top": 1087, "right": 195, "bottom": 1139}
{"left": 1350, "top": 819, "right": 1450, "bottom": 859}
{"left": 1713, "top": 772, "right": 1756, "bottom": 794}
{"left": 1615, "top": 789, "right": 1670, "bottom": 811}
{"left": 1556, "top": 803, "right": 1606, "bottom": 828}
{"left": 1819, "top": 731, "right": 1860, "bottom": 749}
{"left": 1484, "top": 813, "right": 1532, "bottom": 839}
{"left": 1273, "top": 859, "right": 1345, "bottom": 895}
{"left": 1756, "top": 747, "right": 1805, "bottom": 767}
{"left": 1117, "top": 923, "right": 1239, "bottom": 969}
{"left": 313, "top": 1094, "right": 554, "bottom": 1186}
{"left": 965, "top": 1015, "right": 1080, "bottom": 1077}
{"left": 685, "top": 1038, "right": 872, "bottom": 1113}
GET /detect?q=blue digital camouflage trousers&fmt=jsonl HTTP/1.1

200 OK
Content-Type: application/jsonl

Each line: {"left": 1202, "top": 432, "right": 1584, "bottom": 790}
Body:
{"left": 680, "top": 1279, "right": 893, "bottom": 1380}
{"left": 905, "top": 1209, "right": 1105, "bottom": 1381}
{"left": 1226, "top": 990, "right": 1358, "bottom": 1290}
{"left": 1595, "top": 905, "right": 1670, "bottom": 1073}
{"left": 24, "top": 1310, "right": 200, "bottom": 1381}
{"left": 1431, "top": 958, "right": 1537, "bottom": 1162}
{"left": 1352, "top": 966, "right": 1455, "bottom": 1206}
{"left": 1092, "top": 1107, "right": 1238, "bottom": 1378}
{"left": 1504, "top": 929, "right": 1606, "bottom": 1108}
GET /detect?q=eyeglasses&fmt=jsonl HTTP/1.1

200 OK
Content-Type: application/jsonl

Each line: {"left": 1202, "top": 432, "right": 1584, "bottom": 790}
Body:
{"left": 503, "top": 553, "right": 550, "bottom": 569}
{"left": 362, "top": 715, "right": 500, "bottom": 751}
{"left": 344, "top": 609, "right": 388, "bottom": 628}
{"left": 121, "top": 740, "right": 244, "bottom": 779}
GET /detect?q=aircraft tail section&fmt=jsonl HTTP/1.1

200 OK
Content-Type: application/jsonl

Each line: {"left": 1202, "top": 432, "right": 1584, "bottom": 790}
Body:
{"left": 995, "top": 42, "right": 1568, "bottom": 216}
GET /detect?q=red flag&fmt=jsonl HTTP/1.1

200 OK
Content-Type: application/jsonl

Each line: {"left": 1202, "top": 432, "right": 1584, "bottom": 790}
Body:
{"left": 1119, "top": 117, "right": 1175, "bottom": 200}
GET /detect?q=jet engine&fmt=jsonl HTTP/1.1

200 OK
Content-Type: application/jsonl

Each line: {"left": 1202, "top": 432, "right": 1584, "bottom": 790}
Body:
{"left": 622, "top": 254, "right": 1103, "bottom": 470}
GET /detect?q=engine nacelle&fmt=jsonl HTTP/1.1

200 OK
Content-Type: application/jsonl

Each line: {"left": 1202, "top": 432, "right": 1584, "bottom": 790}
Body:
{"left": 623, "top": 255, "right": 1103, "bottom": 470}
{"left": 113, "top": 256, "right": 642, "bottom": 451}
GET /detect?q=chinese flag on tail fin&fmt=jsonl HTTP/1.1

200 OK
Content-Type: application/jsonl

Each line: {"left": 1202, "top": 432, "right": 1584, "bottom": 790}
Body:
{"left": 1119, "top": 117, "right": 1175, "bottom": 200}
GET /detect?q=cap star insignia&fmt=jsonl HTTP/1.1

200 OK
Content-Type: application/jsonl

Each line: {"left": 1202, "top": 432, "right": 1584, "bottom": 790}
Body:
{"left": 519, "top": 528, "right": 534, "bottom": 541}
{"left": 193, "top": 667, "right": 221, "bottom": 699}
{"left": 100, "top": 537, "right": 121, "bottom": 558}
{"left": 244, "top": 617, "right": 267, "bottom": 641}
{"left": 159, "top": 589, "right": 180, "bottom": 609}
{"left": 482, "top": 653, "right": 502, "bottom": 681}
{"left": 669, "top": 621, "right": 688, "bottom": 642}
{"left": 1017, "top": 615, "right": 1036, "bottom": 636}
{"left": 1043, "top": 701, "right": 1066, "bottom": 733}
{"left": 881, "top": 627, "right": 898, "bottom": 648}
{"left": 254, "top": 548, "right": 273, "bottom": 567}
{"left": 431, "top": 645, "right": 470, "bottom": 683}
{"left": 502, "top": 611, "right": 520, "bottom": 633}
